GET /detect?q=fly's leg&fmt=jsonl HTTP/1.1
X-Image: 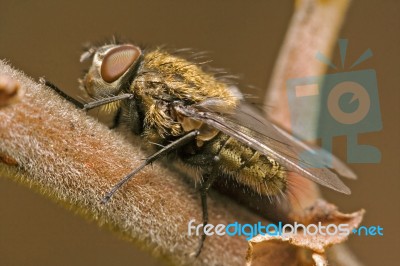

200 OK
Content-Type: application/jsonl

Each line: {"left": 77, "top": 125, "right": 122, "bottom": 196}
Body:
{"left": 194, "top": 172, "right": 218, "bottom": 257}
{"left": 82, "top": 94, "right": 133, "bottom": 110}
{"left": 102, "top": 130, "right": 199, "bottom": 203}
{"left": 40, "top": 79, "right": 133, "bottom": 111}
{"left": 40, "top": 79, "right": 84, "bottom": 109}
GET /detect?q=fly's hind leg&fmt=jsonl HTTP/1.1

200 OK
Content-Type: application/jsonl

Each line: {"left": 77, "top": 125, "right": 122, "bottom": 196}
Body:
{"left": 102, "top": 130, "right": 199, "bottom": 203}
{"left": 194, "top": 172, "right": 218, "bottom": 257}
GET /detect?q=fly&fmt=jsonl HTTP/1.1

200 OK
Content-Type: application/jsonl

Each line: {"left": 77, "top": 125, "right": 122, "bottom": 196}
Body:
{"left": 45, "top": 40, "right": 356, "bottom": 257}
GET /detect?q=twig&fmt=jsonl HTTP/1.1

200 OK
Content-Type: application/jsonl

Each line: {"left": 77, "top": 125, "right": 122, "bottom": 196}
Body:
{"left": 263, "top": 1, "right": 363, "bottom": 265}
{"left": 0, "top": 61, "right": 297, "bottom": 266}
{"left": 263, "top": 0, "right": 352, "bottom": 204}
{"left": 265, "top": 0, "right": 351, "bottom": 136}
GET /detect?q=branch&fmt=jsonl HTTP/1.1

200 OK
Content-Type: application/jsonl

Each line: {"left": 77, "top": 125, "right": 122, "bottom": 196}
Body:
{"left": 265, "top": 0, "right": 351, "bottom": 135}
{"left": 0, "top": 61, "right": 299, "bottom": 265}
{"left": 262, "top": 1, "right": 364, "bottom": 265}
{"left": 263, "top": 0, "right": 351, "bottom": 204}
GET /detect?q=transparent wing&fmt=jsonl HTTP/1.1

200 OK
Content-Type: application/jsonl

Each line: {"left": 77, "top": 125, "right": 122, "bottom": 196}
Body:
{"left": 230, "top": 102, "right": 356, "bottom": 179}
{"left": 272, "top": 124, "right": 357, "bottom": 179}
{"left": 175, "top": 101, "right": 352, "bottom": 194}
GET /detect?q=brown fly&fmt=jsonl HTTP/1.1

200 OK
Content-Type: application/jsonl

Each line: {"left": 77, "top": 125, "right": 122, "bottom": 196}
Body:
{"left": 45, "top": 40, "right": 356, "bottom": 256}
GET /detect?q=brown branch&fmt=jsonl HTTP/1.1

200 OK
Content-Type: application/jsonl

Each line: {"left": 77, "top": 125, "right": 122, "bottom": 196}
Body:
{"left": 265, "top": 0, "right": 351, "bottom": 136}
{"left": 264, "top": 0, "right": 361, "bottom": 266}
{"left": 0, "top": 61, "right": 302, "bottom": 265}
{"left": 262, "top": 1, "right": 364, "bottom": 265}
{"left": 262, "top": 0, "right": 352, "bottom": 206}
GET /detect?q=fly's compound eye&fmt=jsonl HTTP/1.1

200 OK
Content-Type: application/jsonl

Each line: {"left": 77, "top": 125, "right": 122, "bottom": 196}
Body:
{"left": 100, "top": 45, "right": 141, "bottom": 83}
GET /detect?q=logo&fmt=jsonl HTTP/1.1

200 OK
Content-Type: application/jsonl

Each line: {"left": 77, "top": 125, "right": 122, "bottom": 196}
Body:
{"left": 187, "top": 220, "right": 384, "bottom": 240}
{"left": 287, "top": 39, "right": 382, "bottom": 166}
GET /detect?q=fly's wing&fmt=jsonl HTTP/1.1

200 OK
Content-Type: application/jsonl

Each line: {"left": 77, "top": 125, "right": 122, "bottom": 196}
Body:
{"left": 175, "top": 101, "right": 352, "bottom": 195}
{"left": 272, "top": 124, "right": 357, "bottom": 179}
{"left": 232, "top": 102, "right": 357, "bottom": 179}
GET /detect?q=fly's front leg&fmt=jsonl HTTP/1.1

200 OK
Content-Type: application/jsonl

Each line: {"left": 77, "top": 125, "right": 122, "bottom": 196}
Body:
{"left": 40, "top": 79, "right": 84, "bottom": 109}
{"left": 40, "top": 79, "right": 134, "bottom": 111}
{"left": 194, "top": 172, "right": 218, "bottom": 257}
{"left": 42, "top": 79, "right": 131, "bottom": 129}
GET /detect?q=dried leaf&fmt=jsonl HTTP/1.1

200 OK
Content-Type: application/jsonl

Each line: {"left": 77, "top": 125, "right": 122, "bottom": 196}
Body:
{"left": 312, "top": 253, "right": 328, "bottom": 266}
{"left": 246, "top": 199, "right": 364, "bottom": 265}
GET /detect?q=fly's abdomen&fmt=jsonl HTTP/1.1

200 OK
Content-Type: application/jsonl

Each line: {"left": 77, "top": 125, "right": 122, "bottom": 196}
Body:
{"left": 201, "top": 133, "right": 287, "bottom": 196}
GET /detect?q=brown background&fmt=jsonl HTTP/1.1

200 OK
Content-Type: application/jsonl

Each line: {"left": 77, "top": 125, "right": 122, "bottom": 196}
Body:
{"left": 0, "top": 1, "right": 398, "bottom": 265}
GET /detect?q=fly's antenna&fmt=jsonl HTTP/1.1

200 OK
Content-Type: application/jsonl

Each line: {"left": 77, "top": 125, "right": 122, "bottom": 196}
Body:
{"left": 80, "top": 46, "right": 97, "bottom": 62}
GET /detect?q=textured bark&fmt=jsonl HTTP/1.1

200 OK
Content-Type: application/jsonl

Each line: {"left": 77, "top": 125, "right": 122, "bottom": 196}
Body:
{"left": 0, "top": 61, "right": 260, "bottom": 265}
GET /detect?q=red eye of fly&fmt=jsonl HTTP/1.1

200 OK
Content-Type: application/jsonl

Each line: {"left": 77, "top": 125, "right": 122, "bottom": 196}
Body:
{"left": 100, "top": 45, "right": 141, "bottom": 83}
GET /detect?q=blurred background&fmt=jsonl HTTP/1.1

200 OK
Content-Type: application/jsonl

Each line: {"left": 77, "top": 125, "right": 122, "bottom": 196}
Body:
{"left": 0, "top": 1, "right": 398, "bottom": 265}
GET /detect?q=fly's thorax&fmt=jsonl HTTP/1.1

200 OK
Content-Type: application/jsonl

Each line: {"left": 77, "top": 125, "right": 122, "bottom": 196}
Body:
{"left": 130, "top": 49, "right": 240, "bottom": 140}
{"left": 185, "top": 133, "right": 288, "bottom": 197}
{"left": 138, "top": 49, "right": 238, "bottom": 108}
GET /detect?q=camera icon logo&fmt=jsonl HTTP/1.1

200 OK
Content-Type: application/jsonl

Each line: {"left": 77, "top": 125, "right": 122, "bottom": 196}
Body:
{"left": 287, "top": 39, "right": 382, "bottom": 167}
{"left": 328, "top": 81, "right": 370, "bottom": 125}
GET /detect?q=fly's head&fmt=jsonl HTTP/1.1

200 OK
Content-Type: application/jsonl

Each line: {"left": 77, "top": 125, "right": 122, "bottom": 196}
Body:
{"left": 79, "top": 44, "right": 142, "bottom": 98}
